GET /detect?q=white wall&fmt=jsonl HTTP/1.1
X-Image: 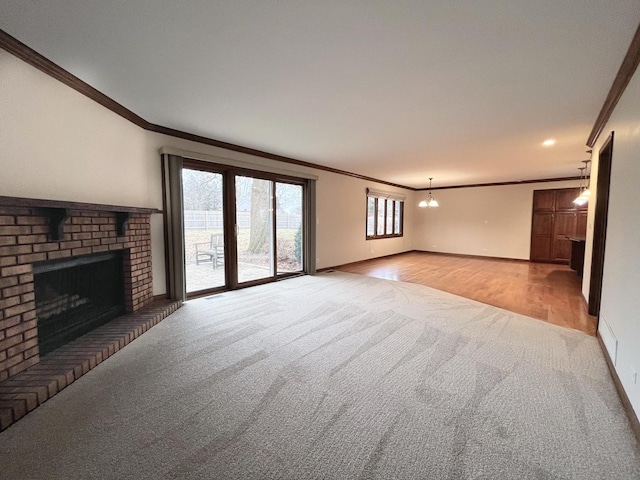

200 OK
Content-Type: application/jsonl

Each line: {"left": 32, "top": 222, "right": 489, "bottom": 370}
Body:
{"left": 0, "top": 49, "right": 415, "bottom": 295}
{"left": 413, "top": 180, "right": 580, "bottom": 259}
{"left": 315, "top": 171, "right": 414, "bottom": 268}
{"left": 0, "top": 51, "right": 160, "bottom": 208}
{"left": 149, "top": 132, "right": 415, "bottom": 270}
{"left": 0, "top": 50, "right": 167, "bottom": 294}
{"left": 583, "top": 66, "right": 640, "bottom": 417}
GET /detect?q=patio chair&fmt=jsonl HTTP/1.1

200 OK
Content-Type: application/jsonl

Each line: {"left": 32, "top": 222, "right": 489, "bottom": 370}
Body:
{"left": 195, "top": 233, "right": 225, "bottom": 269}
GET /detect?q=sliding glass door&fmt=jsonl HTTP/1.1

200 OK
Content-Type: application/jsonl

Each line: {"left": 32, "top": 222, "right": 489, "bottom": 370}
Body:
{"left": 236, "top": 176, "right": 274, "bottom": 283}
{"left": 182, "top": 168, "right": 226, "bottom": 294}
{"left": 181, "top": 162, "right": 306, "bottom": 296}
{"left": 235, "top": 176, "right": 304, "bottom": 285}
{"left": 276, "top": 182, "right": 303, "bottom": 274}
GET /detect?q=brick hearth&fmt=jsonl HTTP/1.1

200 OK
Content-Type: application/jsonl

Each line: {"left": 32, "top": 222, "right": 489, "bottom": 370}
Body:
{"left": 0, "top": 298, "right": 180, "bottom": 431}
{"left": 0, "top": 197, "right": 184, "bottom": 431}
{"left": 0, "top": 197, "right": 160, "bottom": 381}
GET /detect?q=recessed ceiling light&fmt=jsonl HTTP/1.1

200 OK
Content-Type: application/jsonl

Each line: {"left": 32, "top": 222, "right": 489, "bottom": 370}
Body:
{"left": 543, "top": 139, "right": 556, "bottom": 146}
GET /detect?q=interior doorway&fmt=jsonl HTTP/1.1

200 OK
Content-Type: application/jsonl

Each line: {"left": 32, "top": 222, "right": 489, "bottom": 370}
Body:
{"left": 588, "top": 132, "right": 615, "bottom": 318}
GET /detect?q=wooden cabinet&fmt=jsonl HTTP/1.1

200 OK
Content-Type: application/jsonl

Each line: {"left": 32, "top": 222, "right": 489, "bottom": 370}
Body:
{"left": 530, "top": 188, "right": 587, "bottom": 263}
{"left": 530, "top": 212, "right": 554, "bottom": 260}
{"left": 576, "top": 210, "right": 588, "bottom": 237}
{"left": 552, "top": 211, "right": 577, "bottom": 261}
{"left": 533, "top": 190, "right": 556, "bottom": 212}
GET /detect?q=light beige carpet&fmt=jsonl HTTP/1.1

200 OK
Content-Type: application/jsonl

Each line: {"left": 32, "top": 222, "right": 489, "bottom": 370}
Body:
{"left": 1, "top": 272, "right": 638, "bottom": 479}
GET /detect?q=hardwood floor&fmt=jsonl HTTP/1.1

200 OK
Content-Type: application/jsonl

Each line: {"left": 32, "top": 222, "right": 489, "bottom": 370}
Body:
{"left": 335, "top": 251, "right": 597, "bottom": 336}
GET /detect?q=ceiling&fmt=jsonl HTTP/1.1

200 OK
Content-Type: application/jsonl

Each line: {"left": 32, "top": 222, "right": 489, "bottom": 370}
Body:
{"left": 1, "top": 1, "right": 639, "bottom": 188}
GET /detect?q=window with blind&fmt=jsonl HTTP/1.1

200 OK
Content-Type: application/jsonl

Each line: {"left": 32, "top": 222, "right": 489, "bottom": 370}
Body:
{"left": 366, "top": 189, "right": 404, "bottom": 239}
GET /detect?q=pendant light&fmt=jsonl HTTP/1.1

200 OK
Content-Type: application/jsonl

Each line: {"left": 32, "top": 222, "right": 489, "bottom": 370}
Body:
{"left": 580, "top": 159, "right": 592, "bottom": 199}
{"left": 419, "top": 178, "right": 439, "bottom": 208}
{"left": 573, "top": 167, "right": 587, "bottom": 206}
{"left": 573, "top": 151, "right": 592, "bottom": 206}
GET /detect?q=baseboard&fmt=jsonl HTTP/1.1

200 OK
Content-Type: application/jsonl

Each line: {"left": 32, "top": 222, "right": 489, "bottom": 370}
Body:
{"left": 318, "top": 249, "right": 534, "bottom": 273}
{"left": 596, "top": 333, "right": 640, "bottom": 448}
{"left": 315, "top": 267, "right": 335, "bottom": 273}
{"left": 414, "top": 250, "right": 530, "bottom": 263}
{"left": 317, "top": 250, "right": 416, "bottom": 273}
{"left": 530, "top": 259, "right": 570, "bottom": 265}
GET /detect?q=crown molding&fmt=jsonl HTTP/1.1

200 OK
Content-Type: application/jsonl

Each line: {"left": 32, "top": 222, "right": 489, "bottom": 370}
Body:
{"left": 148, "top": 123, "right": 411, "bottom": 189}
{"left": 416, "top": 176, "right": 583, "bottom": 191}
{"left": 0, "top": 29, "right": 413, "bottom": 192}
{"left": 0, "top": 29, "right": 596, "bottom": 193}
{"left": 0, "top": 29, "right": 148, "bottom": 129}
{"left": 587, "top": 21, "right": 640, "bottom": 147}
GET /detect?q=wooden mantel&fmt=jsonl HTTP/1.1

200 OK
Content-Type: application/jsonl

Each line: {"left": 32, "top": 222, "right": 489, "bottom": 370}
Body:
{"left": 0, "top": 196, "right": 161, "bottom": 240}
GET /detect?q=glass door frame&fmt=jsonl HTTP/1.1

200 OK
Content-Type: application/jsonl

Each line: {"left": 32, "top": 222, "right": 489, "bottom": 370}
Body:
{"left": 182, "top": 160, "right": 230, "bottom": 297}
{"left": 182, "top": 158, "right": 309, "bottom": 298}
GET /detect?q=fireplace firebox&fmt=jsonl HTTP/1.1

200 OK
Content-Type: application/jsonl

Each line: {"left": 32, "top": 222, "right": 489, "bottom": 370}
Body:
{"left": 33, "top": 252, "right": 125, "bottom": 356}
{"left": 0, "top": 196, "right": 184, "bottom": 432}
{"left": 0, "top": 195, "right": 161, "bottom": 382}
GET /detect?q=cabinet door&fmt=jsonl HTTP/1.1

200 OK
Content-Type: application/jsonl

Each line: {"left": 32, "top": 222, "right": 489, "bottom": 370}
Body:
{"left": 552, "top": 212, "right": 577, "bottom": 261}
{"left": 533, "top": 190, "right": 555, "bottom": 212}
{"left": 576, "top": 210, "right": 588, "bottom": 237}
{"left": 531, "top": 212, "right": 553, "bottom": 261}
{"left": 555, "top": 188, "right": 580, "bottom": 210}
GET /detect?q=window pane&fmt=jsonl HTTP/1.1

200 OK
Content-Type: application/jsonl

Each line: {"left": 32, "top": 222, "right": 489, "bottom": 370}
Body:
{"left": 236, "top": 176, "right": 274, "bottom": 283}
{"left": 367, "top": 197, "right": 375, "bottom": 236}
{"left": 394, "top": 202, "right": 401, "bottom": 234}
{"left": 182, "top": 169, "right": 225, "bottom": 293}
{"left": 386, "top": 200, "right": 393, "bottom": 235}
{"left": 276, "top": 182, "right": 303, "bottom": 274}
{"left": 376, "top": 198, "right": 385, "bottom": 236}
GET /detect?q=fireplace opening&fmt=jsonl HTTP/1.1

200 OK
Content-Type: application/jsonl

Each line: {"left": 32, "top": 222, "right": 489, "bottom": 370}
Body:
{"left": 33, "top": 252, "right": 125, "bottom": 356}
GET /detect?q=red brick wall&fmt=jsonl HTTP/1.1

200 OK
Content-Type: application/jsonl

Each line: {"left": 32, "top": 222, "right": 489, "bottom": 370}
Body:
{"left": 0, "top": 207, "right": 154, "bottom": 381}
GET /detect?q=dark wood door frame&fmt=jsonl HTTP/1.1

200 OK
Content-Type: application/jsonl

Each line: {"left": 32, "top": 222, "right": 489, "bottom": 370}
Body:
{"left": 588, "top": 132, "right": 614, "bottom": 318}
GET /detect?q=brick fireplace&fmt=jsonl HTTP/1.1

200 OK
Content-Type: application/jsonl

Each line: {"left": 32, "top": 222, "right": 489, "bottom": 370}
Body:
{"left": 0, "top": 196, "right": 159, "bottom": 382}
